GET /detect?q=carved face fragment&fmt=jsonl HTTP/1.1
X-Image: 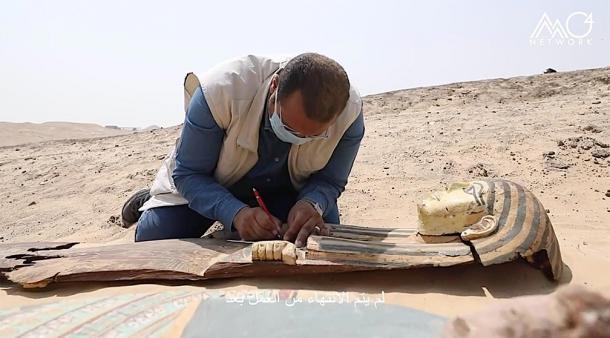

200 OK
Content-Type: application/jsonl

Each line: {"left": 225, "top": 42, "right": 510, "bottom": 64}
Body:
{"left": 417, "top": 181, "right": 497, "bottom": 239}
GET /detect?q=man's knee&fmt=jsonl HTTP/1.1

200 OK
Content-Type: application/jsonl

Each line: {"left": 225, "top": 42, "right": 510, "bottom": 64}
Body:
{"left": 135, "top": 209, "right": 167, "bottom": 242}
{"left": 135, "top": 206, "right": 213, "bottom": 242}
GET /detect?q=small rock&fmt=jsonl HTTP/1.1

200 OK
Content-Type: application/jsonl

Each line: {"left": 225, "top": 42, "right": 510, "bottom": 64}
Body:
{"left": 596, "top": 140, "right": 609, "bottom": 148}
{"left": 107, "top": 215, "right": 124, "bottom": 228}
{"left": 28, "top": 201, "right": 36, "bottom": 206}
{"left": 592, "top": 149, "right": 610, "bottom": 159}
{"left": 544, "top": 158, "right": 570, "bottom": 170}
{"left": 543, "top": 151, "right": 555, "bottom": 157}
{"left": 605, "top": 191, "right": 610, "bottom": 198}
{"left": 467, "top": 163, "right": 489, "bottom": 177}
{"left": 383, "top": 166, "right": 390, "bottom": 170}
{"left": 583, "top": 124, "right": 602, "bottom": 133}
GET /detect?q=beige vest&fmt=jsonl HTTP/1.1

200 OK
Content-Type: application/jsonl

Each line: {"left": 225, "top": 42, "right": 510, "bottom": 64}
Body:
{"left": 141, "top": 55, "right": 362, "bottom": 211}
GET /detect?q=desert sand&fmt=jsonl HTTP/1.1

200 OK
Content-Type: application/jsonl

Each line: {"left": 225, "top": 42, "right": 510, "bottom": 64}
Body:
{"left": 1, "top": 67, "right": 609, "bottom": 318}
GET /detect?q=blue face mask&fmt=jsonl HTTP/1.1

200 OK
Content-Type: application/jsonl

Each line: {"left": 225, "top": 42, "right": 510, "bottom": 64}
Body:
{"left": 269, "top": 87, "right": 314, "bottom": 145}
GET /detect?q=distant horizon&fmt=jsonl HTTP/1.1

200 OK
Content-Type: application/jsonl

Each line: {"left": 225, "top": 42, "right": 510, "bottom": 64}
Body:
{"left": 0, "top": 120, "right": 163, "bottom": 129}
{"left": 2, "top": 1, "right": 607, "bottom": 127}
{"left": 1, "top": 63, "right": 607, "bottom": 128}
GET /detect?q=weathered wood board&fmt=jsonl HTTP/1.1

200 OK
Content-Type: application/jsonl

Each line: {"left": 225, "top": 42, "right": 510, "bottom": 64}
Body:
{"left": 0, "top": 242, "right": 78, "bottom": 276}
{"left": 0, "top": 225, "right": 477, "bottom": 288}
{"left": 0, "top": 193, "right": 564, "bottom": 289}
{"left": 0, "top": 238, "right": 380, "bottom": 288}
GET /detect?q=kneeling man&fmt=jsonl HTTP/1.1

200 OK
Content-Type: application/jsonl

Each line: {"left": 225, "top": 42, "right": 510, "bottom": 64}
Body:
{"left": 121, "top": 53, "right": 364, "bottom": 247}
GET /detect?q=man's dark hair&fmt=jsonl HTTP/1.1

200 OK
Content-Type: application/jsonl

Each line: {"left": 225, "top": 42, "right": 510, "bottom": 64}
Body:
{"left": 278, "top": 52, "right": 351, "bottom": 123}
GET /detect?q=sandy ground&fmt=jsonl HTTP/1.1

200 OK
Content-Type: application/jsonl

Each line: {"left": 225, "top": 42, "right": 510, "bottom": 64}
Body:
{"left": 1, "top": 67, "right": 609, "bottom": 317}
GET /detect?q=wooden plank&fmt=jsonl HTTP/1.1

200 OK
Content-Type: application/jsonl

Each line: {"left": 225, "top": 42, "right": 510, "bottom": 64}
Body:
{"left": 3, "top": 239, "right": 246, "bottom": 287}
{"left": 305, "top": 235, "right": 474, "bottom": 267}
{"left": 0, "top": 236, "right": 473, "bottom": 288}
{"left": 0, "top": 242, "right": 78, "bottom": 278}
{"left": 0, "top": 239, "right": 379, "bottom": 288}
{"left": 329, "top": 224, "right": 418, "bottom": 242}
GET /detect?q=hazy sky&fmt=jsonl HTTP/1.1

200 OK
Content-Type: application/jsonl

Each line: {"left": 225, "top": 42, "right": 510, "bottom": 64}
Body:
{"left": 1, "top": 0, "right": 608, "bottom": 127}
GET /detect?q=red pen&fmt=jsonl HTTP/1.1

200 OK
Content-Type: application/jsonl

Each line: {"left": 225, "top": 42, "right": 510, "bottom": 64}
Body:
{"left": 252, "top": 188, "right": 281, "bottom": 238}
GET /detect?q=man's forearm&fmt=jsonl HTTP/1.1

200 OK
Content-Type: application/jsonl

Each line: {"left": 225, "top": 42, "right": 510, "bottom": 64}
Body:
{"left": 173, "top": 174, "right": 247, "bottom": 234}
{"left": 298, "top": 175, "right": 344, "bottom": 216}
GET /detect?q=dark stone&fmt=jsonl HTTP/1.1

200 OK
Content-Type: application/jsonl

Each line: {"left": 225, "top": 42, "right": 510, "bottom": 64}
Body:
{"left": 592, "top": 149, "right": 610, "bottom": 159}
{"left": 467, "top": 163, "right": 489, "bottom": 177}
{"left": 544, "top": 158, "right": 570, "bottom": 171}
{"left": 583, "top": 125, "right": 602, "bottom": 133}
{"left": 595, "top": 140, "right": 609, "bottom": 148}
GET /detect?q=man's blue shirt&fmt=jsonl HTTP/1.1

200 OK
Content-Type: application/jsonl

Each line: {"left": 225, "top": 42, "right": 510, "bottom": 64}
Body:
{"left": 172, "top": 86, "right": 364, "bottom": 233}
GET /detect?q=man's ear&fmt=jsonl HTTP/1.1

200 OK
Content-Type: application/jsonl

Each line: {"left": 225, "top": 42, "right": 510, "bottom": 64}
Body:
{"left": 270, "top": 74, "right": 279, "bottom": 92}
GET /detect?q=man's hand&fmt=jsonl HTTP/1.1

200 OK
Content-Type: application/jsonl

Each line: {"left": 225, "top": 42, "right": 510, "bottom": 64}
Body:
{"left": 283, "top": 200, "right": 330, "bottom": 247}
{"left": 233, "top": 207, "right": 281, "bottom": 241}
